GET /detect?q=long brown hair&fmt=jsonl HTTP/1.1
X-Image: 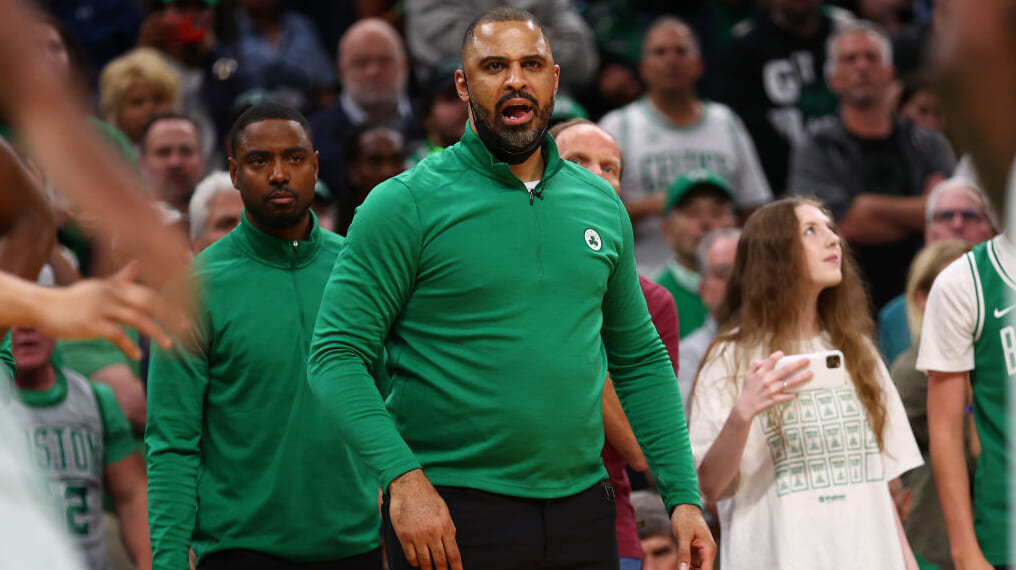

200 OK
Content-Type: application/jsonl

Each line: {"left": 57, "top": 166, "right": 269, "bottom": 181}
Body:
{"left": 706, "top": 197, "right": 887, "bottom": 448}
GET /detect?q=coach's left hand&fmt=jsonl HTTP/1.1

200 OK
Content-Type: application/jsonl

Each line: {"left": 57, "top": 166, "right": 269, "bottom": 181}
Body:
{"left": 672, "top": 503, "right": 716, "bottom": 570}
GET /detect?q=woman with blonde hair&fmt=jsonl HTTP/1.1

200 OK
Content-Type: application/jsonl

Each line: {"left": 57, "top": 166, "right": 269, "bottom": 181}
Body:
{"left": 99, "top": 47, "right": 180, "bottom": 144}
{"left": 890, "top": 239, "right": 972, "bottom": 569}
{"left": 689, "top": 197, "right": 922, "bottom": 569}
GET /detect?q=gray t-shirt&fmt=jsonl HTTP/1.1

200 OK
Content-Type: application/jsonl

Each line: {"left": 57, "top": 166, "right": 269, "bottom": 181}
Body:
{"left": 11, "top": 368, "right": 135, "bottom": 570}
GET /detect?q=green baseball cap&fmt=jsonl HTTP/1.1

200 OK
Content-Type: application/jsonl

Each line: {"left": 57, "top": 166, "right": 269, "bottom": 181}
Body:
{"left": 662, "top": 168, "right": 732, "bottom": 214}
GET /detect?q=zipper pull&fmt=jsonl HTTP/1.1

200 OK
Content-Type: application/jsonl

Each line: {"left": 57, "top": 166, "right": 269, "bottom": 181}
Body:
{"left": 528, "top": 187, "right": 535, "bottom": 206}
{"left": 292, "top": 240, "right": 299, "bottom": 252}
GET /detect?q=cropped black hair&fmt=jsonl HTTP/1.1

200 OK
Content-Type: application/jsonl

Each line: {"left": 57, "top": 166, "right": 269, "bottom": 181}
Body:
{"left": 228, "top": 102, "right": 312, "bottom": 157}
{"left": 461, "top": 7, "right": 551, "bottom": 59}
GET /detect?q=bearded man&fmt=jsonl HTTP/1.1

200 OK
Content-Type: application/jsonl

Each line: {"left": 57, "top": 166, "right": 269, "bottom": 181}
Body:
{"left": 308, "top": 7, "right": 714, "bottom": 570}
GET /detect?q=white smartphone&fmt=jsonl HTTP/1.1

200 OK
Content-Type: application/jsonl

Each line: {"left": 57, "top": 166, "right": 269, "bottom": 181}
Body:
{"left": 775, "top": 350, "right": 848, "bottom": 392}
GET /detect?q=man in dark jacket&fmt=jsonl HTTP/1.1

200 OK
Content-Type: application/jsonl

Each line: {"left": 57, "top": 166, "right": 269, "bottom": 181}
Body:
{"left": 789, "top": 21, "right": 954, "bottom": 311}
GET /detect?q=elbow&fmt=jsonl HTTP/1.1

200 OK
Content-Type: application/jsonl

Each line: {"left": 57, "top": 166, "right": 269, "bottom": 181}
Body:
{"left": 697, "top": 468, "right": 733, "bottom": 502}
{"left": 699, "top": 482, "right": 725, "bottom": 503}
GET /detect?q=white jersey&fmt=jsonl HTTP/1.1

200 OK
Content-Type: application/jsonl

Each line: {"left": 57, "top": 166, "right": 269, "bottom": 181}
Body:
{"left": 0, "top": 374, "right": 86, "bottom": 570}
{"left": 689, "top": 336, "right": 921, "bottom": 570}
{"left": 600, "top": 98, "right": 772, "bottom": 274}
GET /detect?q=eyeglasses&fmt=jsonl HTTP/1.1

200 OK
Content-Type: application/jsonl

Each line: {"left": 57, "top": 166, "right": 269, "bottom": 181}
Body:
{"left": 931, "top": 209, "right": 987, "bottom": 224}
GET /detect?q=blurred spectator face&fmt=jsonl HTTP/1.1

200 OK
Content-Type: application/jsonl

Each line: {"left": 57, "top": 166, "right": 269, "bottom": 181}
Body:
{"left": 339, "top": 20, "right": 407, "bottom": 111}
{"left": 141, "top": 1, "right": 216, "bottom": 68}
{"left": 456, "top": 20, "right": 559, "bottom": 157}
{"left": 100, "top": 48, "right": 180, "bottom": 141}
{"left": 193, "top": 191, "right": 244, "bottom": 252}
{"left": 163, "top": 0, "right": 215, "bottom": 42}
{"left": 555, "top": 123, "right": 622, "bottom": 193}
{"left": 829, "top": 30, "right": 894, "bottom": 108}
{"left": 926, "top": 184, "right": 996, "bottom": 245}
{"left": 141, "top": 118, "right": 207, "bottom": 209}
{"left": 663, "top": 190, "right": 736, "bottom": 267}
{"left": 11, "top": 327, "right": 56, "bottom": 374}
{"left": 119, "top": 83, "right": 175, "bottom": 143}
{"left": 639, "top": 21, "right": 702, "bottom": 96}
{"left": 899, "top": 88, "right": 945, "bottom": 132}
{"left": 229, "top": 119, "right": 317, "bottom": 231}
{"left": 640, "top": 534, "right": 681, "bottom": 570}
{"left": 348, "top": 128, "right": 406, "bottom": 195}
{"left": 426, "top": 92, "right": 469, "bottom": 148}
{"left": 699, "top": 234, "right": 739, "bottom": 313}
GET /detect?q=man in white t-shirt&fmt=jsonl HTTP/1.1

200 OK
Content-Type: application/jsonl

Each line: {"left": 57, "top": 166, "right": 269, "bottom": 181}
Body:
{"left": 917, "top": 232, "right": 1014, "bottom": 568}
{"left": 599, "top": 16, "right": 772, "bottom": 275}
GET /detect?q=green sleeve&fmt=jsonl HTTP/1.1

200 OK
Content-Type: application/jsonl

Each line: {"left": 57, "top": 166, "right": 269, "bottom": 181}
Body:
{"left": 90, "top": 379, "right": 135, "bottom": 465}
{"left": 145, "top": 310, "right": 210, "bottom": 570}
{"left": 602, "top": 203, "right": 701, "bottom": 512}
{"left": 58, "top": 327, "right": 140, "bottom": 378}
{"left": 0, "top": 332, "right": 14, "bottom": 380}
{"left": 308, "top": 179, "right": 422, "bottom": 490}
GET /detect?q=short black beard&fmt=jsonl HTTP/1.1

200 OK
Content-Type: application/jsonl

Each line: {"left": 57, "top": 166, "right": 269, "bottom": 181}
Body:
{"left": 464, "top": 78, "right": 553, "bottom": 165}
{"left": 246, "top": 189, "right": 311, "bottom": 232}
{"left": 246, "top": 206, "right": 310, "bottom": 232}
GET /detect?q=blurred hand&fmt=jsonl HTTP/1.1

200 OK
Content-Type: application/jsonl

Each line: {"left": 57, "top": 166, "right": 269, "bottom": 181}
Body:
{"left": 31, "top": 261, "right": 188, "bottom": 359}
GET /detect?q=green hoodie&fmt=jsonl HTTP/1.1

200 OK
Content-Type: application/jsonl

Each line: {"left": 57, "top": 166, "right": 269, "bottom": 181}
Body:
{"left": 146, "top": 212, "right": 379, "bottom": 570}
{"left": 309, "top": 124, "right": 700, "bottom": 512}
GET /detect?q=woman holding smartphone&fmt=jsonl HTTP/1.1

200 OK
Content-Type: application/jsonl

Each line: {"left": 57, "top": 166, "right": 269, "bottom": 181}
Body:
{"left": 688, "top": 197, "right": 922, "bottom": 569}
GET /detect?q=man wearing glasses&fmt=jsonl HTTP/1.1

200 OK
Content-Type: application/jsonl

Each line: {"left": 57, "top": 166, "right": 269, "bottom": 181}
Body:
{"left": 878, "top": 176, "right": 1000, "bottom": 363}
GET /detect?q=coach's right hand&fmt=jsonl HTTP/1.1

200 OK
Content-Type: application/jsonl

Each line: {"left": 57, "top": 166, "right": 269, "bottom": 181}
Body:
{"left": 389, "top": 469, "right": 463, "bottom": 570}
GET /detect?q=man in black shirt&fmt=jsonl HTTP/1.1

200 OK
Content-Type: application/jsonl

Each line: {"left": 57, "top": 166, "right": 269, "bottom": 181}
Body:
{"left": 788, "top": 21, "right": 954, "bottom": 311}
{"left": 713, "top": 0, "right": 852, "bottom": 193}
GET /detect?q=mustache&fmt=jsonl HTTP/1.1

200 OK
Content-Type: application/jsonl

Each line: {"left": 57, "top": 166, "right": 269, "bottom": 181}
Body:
{"left": 265, "top": 187, "right": 297, "bottom": 200}
{"left": 496, "top": 90, "right": 539, "bottom": 112}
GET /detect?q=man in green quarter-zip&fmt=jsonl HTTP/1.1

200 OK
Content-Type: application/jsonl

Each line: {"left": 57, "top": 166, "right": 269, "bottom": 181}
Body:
{"left": 146, "top": 103, "right": 382, "bottom": 570}
{"left": 309, "top": 7, "right": 714, "bottom": 570}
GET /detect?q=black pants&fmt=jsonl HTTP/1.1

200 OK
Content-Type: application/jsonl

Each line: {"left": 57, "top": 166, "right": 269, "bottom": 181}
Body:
{"left": 198, "top": 547, "right": 382, "bottom": 570}
{"left": 383, "top": 481, "right": 619, "bottom": 570}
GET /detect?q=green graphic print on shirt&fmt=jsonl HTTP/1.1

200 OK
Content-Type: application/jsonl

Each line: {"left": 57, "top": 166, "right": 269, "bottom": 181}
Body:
{"left": 761, "top": 388, "right": 882, "bottom": 498}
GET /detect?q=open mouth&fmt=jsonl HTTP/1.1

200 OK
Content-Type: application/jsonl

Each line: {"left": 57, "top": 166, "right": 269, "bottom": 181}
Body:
{"left": 500, "top": 99, "right": 534, "bottom": 126}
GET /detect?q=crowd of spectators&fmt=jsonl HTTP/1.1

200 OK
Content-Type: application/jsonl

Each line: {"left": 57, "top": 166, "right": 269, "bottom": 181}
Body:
{"left": 2, "top": 1, "right": 1012, "bottom": 570}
